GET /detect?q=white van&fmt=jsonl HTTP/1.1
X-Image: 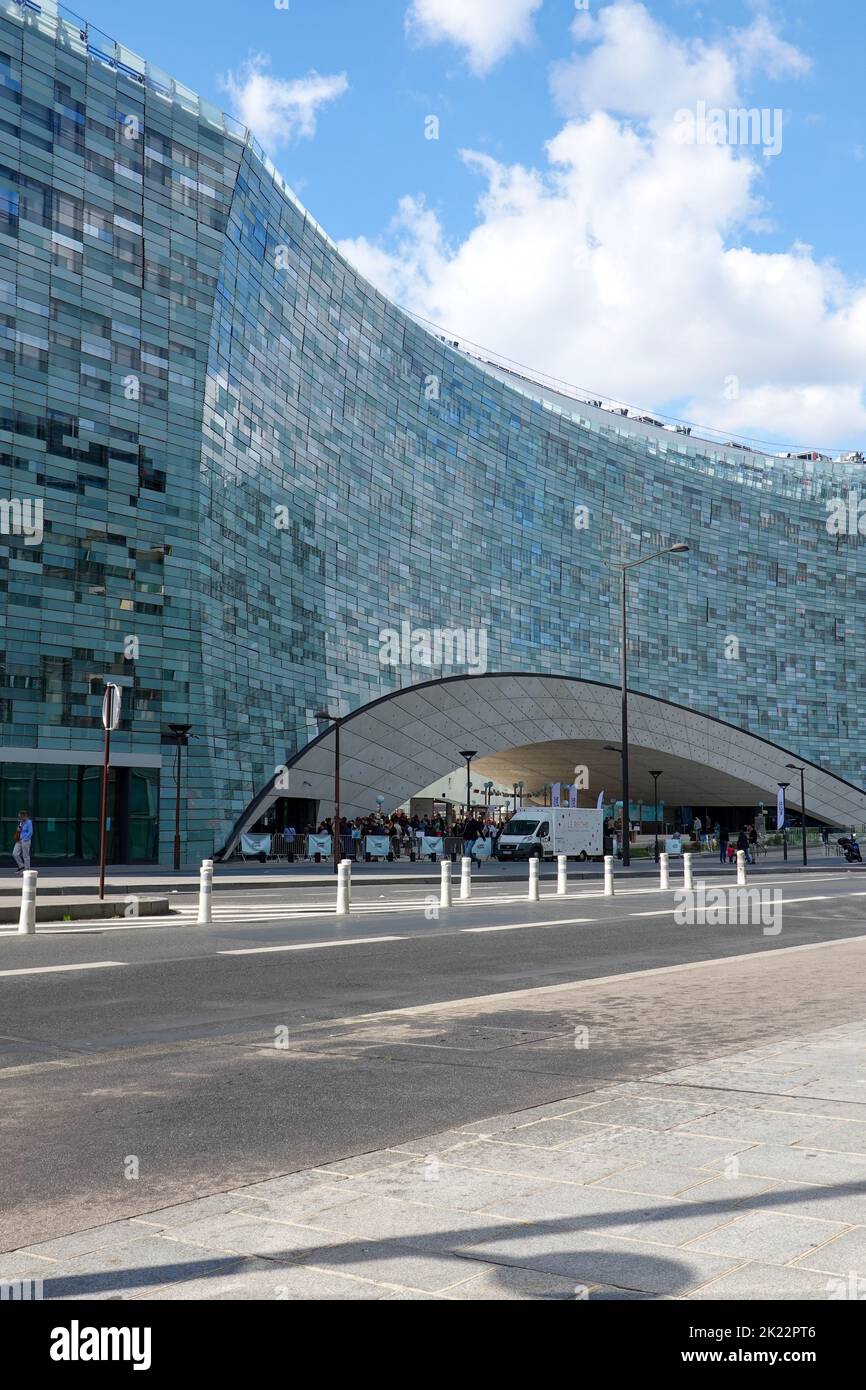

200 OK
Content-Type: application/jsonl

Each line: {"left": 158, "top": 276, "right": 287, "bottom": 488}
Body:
{"left": 496, "top": 808, "right": 604, "bottom": 862}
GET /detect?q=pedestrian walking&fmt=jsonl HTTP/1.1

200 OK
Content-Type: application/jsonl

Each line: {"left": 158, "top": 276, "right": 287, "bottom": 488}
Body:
{"left": 718, "top": 824, "right": 729, "bottom": 864}
{"left": 13, "top": 808, "right": 33, "bottom": 872}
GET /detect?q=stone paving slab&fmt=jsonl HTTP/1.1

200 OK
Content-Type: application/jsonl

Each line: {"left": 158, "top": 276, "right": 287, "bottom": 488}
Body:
{"left": 7, "top": 1012, "right": 866, "bottom": 1299}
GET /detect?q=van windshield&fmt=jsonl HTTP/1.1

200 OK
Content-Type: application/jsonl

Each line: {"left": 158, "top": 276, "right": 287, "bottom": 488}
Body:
{"left": 504, "top": 820, "right": 541, "bottom": 837}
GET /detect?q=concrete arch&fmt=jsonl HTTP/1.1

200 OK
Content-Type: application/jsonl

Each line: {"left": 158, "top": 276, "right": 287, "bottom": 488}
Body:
{"left": 217, "top": 675, "right": 866, "bottom": 857}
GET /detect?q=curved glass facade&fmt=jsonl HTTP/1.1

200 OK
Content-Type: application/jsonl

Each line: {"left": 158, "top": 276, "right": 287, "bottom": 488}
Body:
{"left": 0, "top": 1, "right": 862, "bottom": 864}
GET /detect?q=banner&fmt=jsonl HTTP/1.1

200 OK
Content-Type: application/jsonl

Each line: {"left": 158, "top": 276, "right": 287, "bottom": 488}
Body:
{"left": 307, "top": 833, "right": 332, "bottom": 857}
{"left": 364, "top": 836, "right": 391, "bottom": 859}
{"left": 665, "top": 836, "right": 683, "bottom": 857}
{"left": 420, "top": 836, "right": 444, "bottom": 857}
{"left": 472, "top": 837, "right": 492, "bottom": 861}
{"left": 776, "top": 784, "right": 786, "bottom": 830}
{"left": 568, "top": 784, "right": 578, "bottom": 808}
{"left": 241, "top": 833, "right": 272, "bottom": 855}
{"left": 551, "top": 783, "right": 562, "bottom": 808}
{"left": 597, "top": 790, "right": 605, "bottom": 810}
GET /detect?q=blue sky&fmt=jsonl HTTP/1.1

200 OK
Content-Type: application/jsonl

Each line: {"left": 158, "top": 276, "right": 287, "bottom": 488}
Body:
{"left": 77, "top": 0, "right": 866, "bottom": 448}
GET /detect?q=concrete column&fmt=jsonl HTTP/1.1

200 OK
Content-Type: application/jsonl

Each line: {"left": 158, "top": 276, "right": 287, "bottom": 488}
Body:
{"left": 18, "top": 870, "right": 37, "bottom": 934}
{"left": 683, "top": 853, "right": 694, "bottom": 892}
{"left": 197, "top": 859, "right": 213, "bottom": 924}
{"left": 460, "top": 856, "right": 472, "bottom": 900}
{"left": 336, "top": 861, "right": 351, "bottom": 916}
{"left": 528, "top": 857, "right": 540, "bottom": 902}
{"left": 604, "top": 856, "right": 615, "bottom": 897}
{"left": 737, "top": 850, "right": 747, "bottom": 886}
{"left": 440, "top": 859, "right": 452, "bottom": 909}
{"left": 557, "top": 854, "right": 568, "bottom": 896}
{"left": 659, "top": 852, "right": 670, "bottom": 891}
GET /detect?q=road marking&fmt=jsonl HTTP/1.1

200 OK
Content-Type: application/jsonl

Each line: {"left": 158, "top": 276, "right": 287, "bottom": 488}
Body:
{"left": 462, "top": 918, "right": 593, "bottom": 934}
{"left": 218, "top": 935, "right": 406, "bottom": 956}
{"left": 630, "top": 910, "right": 676, "bottom": 917}
{"left": 0, "top": 961, "right": 124, "bottom": 978}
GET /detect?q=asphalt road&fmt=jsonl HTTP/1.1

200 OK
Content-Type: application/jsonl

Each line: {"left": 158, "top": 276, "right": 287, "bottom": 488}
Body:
{"left": 2, "top": 869, "right": 865, "bottom": 1251}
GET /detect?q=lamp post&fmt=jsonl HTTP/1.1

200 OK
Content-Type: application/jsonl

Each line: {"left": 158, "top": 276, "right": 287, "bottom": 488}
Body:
{"left": 316, "top": 709, "right": 344, "bottom": 874}
{"left": 98, "top": 684, "right": 122, "bottom": 899}
{"left": 459, "top": 751, "right": 477, "bottom": 819}
{"left": 778, "top": 782, "right": 790, "bottom": 862}
{"left": 786, "top": 764, "right": 808, "bottom": 866}
{"left": 513, "top": 780, "right": 523, "bottom": 814}
{"left": 612, "top": 544, "right": 689, "bottom": 866}
{"left": 649, "top": 770, "right": 663, "bottom": 863}
{"left": 167, "top": 722, "right": 193, "bottom": 873}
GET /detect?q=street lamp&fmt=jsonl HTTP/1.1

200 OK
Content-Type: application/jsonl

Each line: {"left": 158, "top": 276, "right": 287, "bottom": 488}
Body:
{"left": 611, "top": 544, "right": 689, "bottom": 866}
{"left": 459, "top": 751, "right": 477, "bottom": 819}
{"left": 513, "top": 780, "right": 524, "bottom": 813}
{"left": 786, "top": 764, "right": 808, "bottom": 866}
{"left": 316, "top": 709, "right": 344, "bottom": 874}
{"left": 167, "top": 723, "right": 193, "bottom": 872}
{"left": 777, "top": 782, "right": 790, "bottom": 862}
{"left": 649, "top": 770, "right": 663, "bottom": 863}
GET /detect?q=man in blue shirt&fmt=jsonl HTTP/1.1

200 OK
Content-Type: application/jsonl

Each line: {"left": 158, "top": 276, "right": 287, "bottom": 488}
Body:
{"left": 14, "top": 809, "right": 33, "bottom": 871}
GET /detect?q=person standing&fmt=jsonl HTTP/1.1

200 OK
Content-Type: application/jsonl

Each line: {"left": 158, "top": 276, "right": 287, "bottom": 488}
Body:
{"left": 462, "top": 814, "right": 481, "bottom": 866}
{"left": 718, "top": 824, "right": 729, "bottom": 865}
{"left": 13, "top": 808, "right": 33, "bottom": 872}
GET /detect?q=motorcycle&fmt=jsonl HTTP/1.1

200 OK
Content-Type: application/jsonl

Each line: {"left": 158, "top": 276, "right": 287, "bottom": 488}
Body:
{"left": 837, "top": 836, "right": 863, "bottom": 864}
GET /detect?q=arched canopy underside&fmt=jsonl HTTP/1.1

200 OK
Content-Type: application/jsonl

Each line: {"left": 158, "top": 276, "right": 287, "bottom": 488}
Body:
{"left": 218, "top": 675, "right": 866, "bottom": 858}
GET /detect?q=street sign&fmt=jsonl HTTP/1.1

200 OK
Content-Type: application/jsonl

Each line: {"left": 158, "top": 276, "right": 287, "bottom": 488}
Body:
{"left": 102, "top": 683, "right": 122, "bottom": 731}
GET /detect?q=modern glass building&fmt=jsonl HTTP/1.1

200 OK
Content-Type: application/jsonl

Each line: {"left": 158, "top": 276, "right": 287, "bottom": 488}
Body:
{"left": 0, "top": 0, "right": 863, "bottom": 866}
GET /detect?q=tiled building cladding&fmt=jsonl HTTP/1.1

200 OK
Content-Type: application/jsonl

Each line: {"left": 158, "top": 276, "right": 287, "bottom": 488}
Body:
{"left": 0, "top": 1, "right": 862, "bottom": 865}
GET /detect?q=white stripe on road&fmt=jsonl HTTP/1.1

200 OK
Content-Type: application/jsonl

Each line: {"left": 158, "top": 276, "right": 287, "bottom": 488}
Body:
{"left": 462, "top": 918, "right": 593, "bottom": 934}
{"left": 218, "top": 935, "right": 406, "bottom": 956}
{"left": 0, "top": 961, "right": 124, "bottom": 978}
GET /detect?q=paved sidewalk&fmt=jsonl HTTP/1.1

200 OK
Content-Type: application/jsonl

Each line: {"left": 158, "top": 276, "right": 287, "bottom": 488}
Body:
{"left": 6, "top": 1014, "right": 866, "bottom": 1300}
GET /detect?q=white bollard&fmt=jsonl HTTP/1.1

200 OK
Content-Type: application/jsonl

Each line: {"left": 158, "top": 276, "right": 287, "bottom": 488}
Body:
{"left": 659, "top": 852, "right": 670, "bottom": 891}
{"left": 440, "top": 858, "right": 452, "bottom": 909}
{"left": 604, "top": 855, "right": 615, "bottom": 897}
{"left": 528, "top": 856, "right": 540, "bottom": 902}
{"left": 342, "top": 859, "right": 353, "bottom": 905}
{"left": 197, "top": 859, "right": 213, "bottom": 924}
{"left": 18, "top": 869, "right": 37, "bottom": 934}
{"left": 683, "top": 852, "right": 694, "bottom": 892}
{"left": 336, "top": 861, "right": 351, "bottom": 916}
{"left": 557, "top": 854, "right": 568, "bottom": 896}
{"left": 737, "top": 850, "right": 747, "bottom": 886}
{"left": 460, "top": 856, "right": 472, "bottom": 900}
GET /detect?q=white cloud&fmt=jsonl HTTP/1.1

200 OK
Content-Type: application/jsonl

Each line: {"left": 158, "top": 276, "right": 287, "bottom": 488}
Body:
{"left": 340, "top": 2, "right": 864, "bottom": 448}
{"left": 220, "top": 56, "right": 348, "bottom": 151}
{"left": 406, "top": 0, "right": 543, "bottom": 77}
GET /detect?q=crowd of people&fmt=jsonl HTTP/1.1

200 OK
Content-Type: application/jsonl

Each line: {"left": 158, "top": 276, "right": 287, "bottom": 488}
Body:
{"left": 282, "top": 811, "right": 504, "bottom": 862}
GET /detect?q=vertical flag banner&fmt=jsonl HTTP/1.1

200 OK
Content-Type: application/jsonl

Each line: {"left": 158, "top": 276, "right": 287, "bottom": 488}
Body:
{"left": 551, "top": 783, "right": 562, "bottom": 808}
{"left": 776, "top": 785, "right": 786, "bottom": 830}
{"left": 568, "top": 784, "right": 578, "bottom": 808}
{"left": 597, "top": 790, "right": 605, "bottom": 810}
